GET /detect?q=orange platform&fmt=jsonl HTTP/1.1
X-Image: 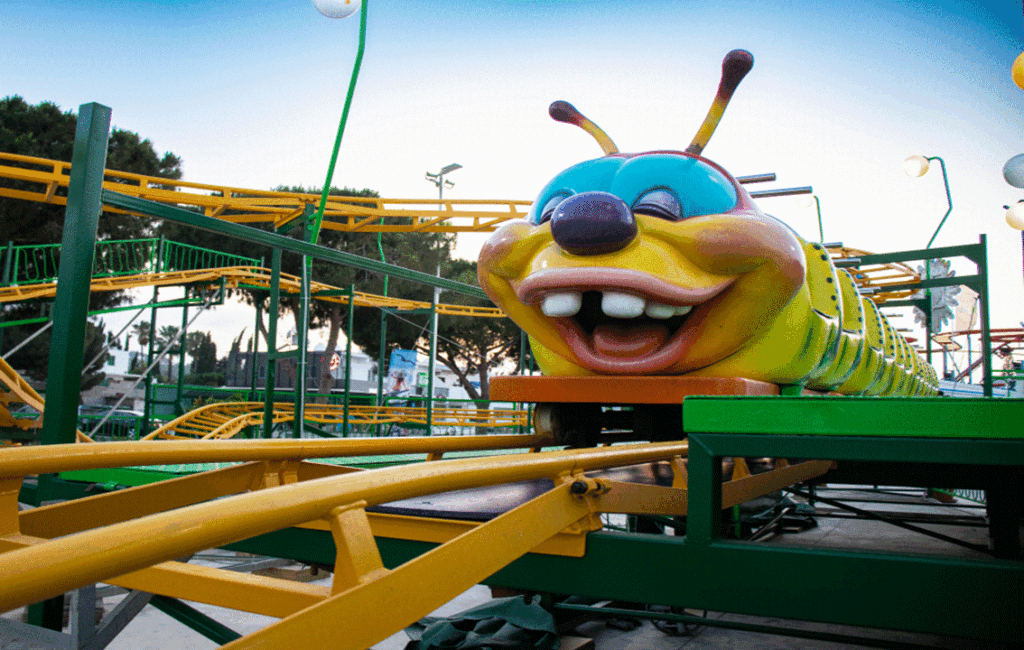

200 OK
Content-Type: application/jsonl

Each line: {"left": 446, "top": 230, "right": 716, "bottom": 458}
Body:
{"left": 490, "top": 375, "right": 779, "bottom": 404}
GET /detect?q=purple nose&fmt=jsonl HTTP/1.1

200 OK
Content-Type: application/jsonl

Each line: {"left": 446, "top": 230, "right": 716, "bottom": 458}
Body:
{"left": 550, "top": 191, "right": 637, "bottom": 256}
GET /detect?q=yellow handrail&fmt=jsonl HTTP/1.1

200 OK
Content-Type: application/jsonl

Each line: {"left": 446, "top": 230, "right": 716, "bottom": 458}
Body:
{"left": 0, "top": 434, "right": 552, "bottom": 477}
{"left": 0, "top": 151, "right": 531, "bottom": 233}
{"left": 0, "top": 440, "right": 686, "bottom": 615}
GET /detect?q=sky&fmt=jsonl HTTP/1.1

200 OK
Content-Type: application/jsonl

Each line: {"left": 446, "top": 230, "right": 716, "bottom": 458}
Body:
{"left": 2, "top": 0, "right": 1022, "bottom": 368}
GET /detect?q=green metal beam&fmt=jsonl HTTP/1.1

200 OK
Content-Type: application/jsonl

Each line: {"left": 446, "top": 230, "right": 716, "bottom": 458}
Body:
{"left": 855, "top": 242, "right": 983, "bottom": 267}
{"left": 224, "top": 528, "right": 1024, "bottom": 644}
{"left": 40, "top": 103, "right": 111, "bottom": 447}
{"left": 149, "top": 595, "right": 241, "bottom": 644}
{"left": 680, "top": 396, "right": 1024, "bottom": 441}
{"left": 101, "top": 190, "right": 489, "bottom": 300}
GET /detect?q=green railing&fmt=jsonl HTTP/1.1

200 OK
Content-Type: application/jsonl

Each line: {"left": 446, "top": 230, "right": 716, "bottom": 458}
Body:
{"left": 1, "top": 238, "right": 259, "bottom": 287}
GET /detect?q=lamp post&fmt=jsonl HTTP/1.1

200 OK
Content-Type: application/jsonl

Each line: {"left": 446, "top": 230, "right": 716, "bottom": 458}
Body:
{"left": 423, "top": 164, "right": 461, "bottom": 433}
{"left": 803, "top": 194, "right": 824, "bottom": 243}
{"left": 904, "top": 154, "right": 953, "bottom": 365}
{"left": 903, "top": 155, "right": 952, "bottom": 249}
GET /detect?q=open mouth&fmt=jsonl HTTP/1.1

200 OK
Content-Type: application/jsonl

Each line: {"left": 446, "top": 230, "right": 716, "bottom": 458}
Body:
{"left": 516, "top": 269, "right": 733, "bottom": 373}
{"left": 541, "top": 290, "right": 694, "bottom": 357}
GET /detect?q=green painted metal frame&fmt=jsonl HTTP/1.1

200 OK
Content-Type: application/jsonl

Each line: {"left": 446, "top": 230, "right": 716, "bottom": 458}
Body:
{"left": 859, "top": 238, "right": 991, "bottom": 392}
{"left": 102, "top": 190, "right": 487, "bottom": 300}
{"left": 39, "top": 103, "right": 110, "bottom": 448}
{"left": 149, "top": 594, "right": 242, "bottom": 644}
{"left": 222, "top": 394, "right": 1023, "bottom": 644}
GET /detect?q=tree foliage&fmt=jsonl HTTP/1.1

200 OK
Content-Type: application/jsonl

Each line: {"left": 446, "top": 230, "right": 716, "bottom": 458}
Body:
{"left": 0, "top": 96, "right": 184, "bottom": 397}
{"left": 0, "top": 95, "right": 182, "bottom": 246}
{"left": 423, "top": 259, "right": 520, "bottom": 400}
{"left": 186, "top": 331, "right": 218, "bottom": 375}
{"left": 3, "top": 319, "right": 110, "bottom": 394}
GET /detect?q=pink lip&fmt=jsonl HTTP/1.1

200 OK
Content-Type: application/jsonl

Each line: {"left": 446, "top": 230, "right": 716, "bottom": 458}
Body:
{"left": 515, "top": 268, "right": 735, "bottom": 374}
{"left": 515, "top": 268, "right": 732, "bottom": 305}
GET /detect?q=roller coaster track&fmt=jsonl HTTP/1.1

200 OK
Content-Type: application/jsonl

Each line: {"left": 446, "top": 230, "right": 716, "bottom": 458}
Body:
{"left": 0, "top": 437, "right": 832, "bottom": 649}
{"left": 0, "top": 355, "right": 92, "bottom": 442}
{"left": 0, "top": 264, "right": 506, "bottom": 317}
{"left": 142, "top": 401, "right": 529, "bottom": 440}
{"left": 0, "top": 151, "right": 920, "bottom": 297}
{"left": 0, "top": 151, "right": 531, "bottom": 233}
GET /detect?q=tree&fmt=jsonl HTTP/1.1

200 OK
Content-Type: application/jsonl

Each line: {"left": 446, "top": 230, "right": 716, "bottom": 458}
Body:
{"left": 156, "top": 325, "right": 181, "bottom": 351}
{"left": 0, "top": 95, "right": 182, "bottom": 251}
{"left": 0, "top": 96, "right": 183, "bottom": 396}
{"left": 421, "top": 259, "right": 520, "bottom": 401}
{"left": 186, "top": 331, "right": 218, "bottom": 375}
{"left": 131, "top": 321, "right": 151, "bottom": 352}
{"left": 3, "top": 319, "right": 109, "bottom": 395}
{"left": 158, "top": 184, "right": 455, "bottom": 399}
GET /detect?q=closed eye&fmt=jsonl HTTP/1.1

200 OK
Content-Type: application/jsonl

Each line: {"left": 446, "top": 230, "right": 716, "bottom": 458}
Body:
{"left": 538, "top": 192, "right": 573, "bottom": 224}
{"left": 633, "top": 189, "right": 682, "bottom": 221}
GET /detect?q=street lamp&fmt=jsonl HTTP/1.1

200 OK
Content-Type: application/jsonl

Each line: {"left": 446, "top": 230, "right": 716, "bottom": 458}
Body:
{"left": 801, "top": 194, "right": 824, "bottom": 243}
{"left": 903, "top": 155, "right": 952, "bottom": 249}
{"left": 425, "top": 163, "right": 462, "bottom": 202}
{"left": 422, "top": 164, "right": 461, "bottom": 433}
{"left": 904, "top": 154, "right": 953, "bottom": 365}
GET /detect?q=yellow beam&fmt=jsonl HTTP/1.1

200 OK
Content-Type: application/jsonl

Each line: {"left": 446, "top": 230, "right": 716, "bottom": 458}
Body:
{"left": 222, "top": 479, "right": 595, "bottom": 650}
{"left": 0, "top": 442, "right": 685, "bottom": 612}
{"left": 0, "top": 151, "right": 530, "bottom": 233}
{"left": 0, "top": 434, "right": 553, "bottom": 477}
{"left": 0, "top": 534, "right": 328, "bottom": 618}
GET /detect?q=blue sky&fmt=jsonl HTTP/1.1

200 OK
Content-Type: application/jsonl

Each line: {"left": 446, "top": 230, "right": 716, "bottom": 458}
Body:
{"left": 2, "top": 0, "right": 1022, "bottom": 358}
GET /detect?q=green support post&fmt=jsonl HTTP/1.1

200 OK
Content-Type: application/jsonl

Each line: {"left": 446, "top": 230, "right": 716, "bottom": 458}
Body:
{"left": 343, "top": 284, "right": 354, "bottom": 438}
{"left": 977, "top": 234, "right": 993, "bottom": 397}
{"left": 143, "top": 284, "right": 159, "bottom": 435}
{"left": 683, "top": 434, "right": 722, "bottom": 546}
{"left": 292, "top": 204, "right": 315, "bottom": 439}
{"left": 174, "top": 297, "right": 188, "bottom": 416}
{"left": 262, "top": 248, "right": 282, "bottom": 438}
{"left": 376, "top": 309, "right": 388, "bottom": 437}
{"left": 251, "top": 301, "right": 261, "bottom": 404}
{"left": 32, "top": 102, "right": 110, "bottom": 632}
{"left": 426, "top": 294, "right": 437, "bottom": 437}
{"left": 39, "top": 102, "right": 110, "bottom": 448}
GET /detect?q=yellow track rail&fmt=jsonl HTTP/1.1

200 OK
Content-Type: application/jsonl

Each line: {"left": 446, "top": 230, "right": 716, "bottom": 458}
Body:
{"left": 143, "top": 401, "right": 529, "bottom": 440}
{"left": 0, "top": 265, "right": 506, "bottom": 316}
{"left": 0, "top": 151, "right": 530, "bottom": 233}
{"left": 0, "top": 438, "right": 831, "bottom": 649}
{"left": 1, "top": 151, "right": 920, "bottom": 298}
{"left": 0, "top": 356, "right": 93, "bottom": 442}
{"left": 826, "top": 246, "right": 921, "bottom": 303}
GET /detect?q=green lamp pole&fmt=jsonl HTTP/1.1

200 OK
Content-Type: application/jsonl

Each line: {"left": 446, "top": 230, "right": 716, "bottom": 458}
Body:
{"left": 904, "top": 154, "right": 953, "bottom": 364}
{"left": 903, "top": 155, "right": 952, "bottom": 249}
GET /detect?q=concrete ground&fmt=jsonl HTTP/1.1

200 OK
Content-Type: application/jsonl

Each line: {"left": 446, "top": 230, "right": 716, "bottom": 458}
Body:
{"left": 0, "top": 487, "right": 1013, "bottom": 650}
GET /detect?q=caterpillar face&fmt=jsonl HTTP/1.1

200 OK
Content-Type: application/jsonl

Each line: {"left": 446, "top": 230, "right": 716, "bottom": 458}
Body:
{"left": 478, "top": 152, "right": 807, "bottom": 376}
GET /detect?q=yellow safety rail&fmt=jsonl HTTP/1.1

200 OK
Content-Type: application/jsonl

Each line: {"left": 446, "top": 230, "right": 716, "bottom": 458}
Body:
{"left": 0, "top": 355, "right": 93, "bottom": 442}
{"left": 1, "top": 151, "right": 920, "bottom": 301}
{"left": 0, "top": 437, "right": 831, "bottom": 649}
{"left": 0, "top": 151, "right": 531, "bottom": 233}
{"left": 0, "top": 265, "right": 506, "bottom": 316}
{"left": 143, "top": 402, "right": 530, "bottom": 440}
{"left": 827, "top": 246, "right": 921, "bottom": 303}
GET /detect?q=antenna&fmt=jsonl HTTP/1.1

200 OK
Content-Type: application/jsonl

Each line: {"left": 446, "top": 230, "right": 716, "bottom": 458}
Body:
{"left": 685, "top": 49, "right": 754, "bottom": 156}
{"left": 549, "top": 101, "right": 619, "bottom": 155}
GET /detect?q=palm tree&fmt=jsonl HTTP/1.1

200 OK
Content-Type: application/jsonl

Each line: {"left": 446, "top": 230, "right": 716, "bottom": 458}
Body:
{"left": 131, "top": 321, "right": 151, "bottom": 352}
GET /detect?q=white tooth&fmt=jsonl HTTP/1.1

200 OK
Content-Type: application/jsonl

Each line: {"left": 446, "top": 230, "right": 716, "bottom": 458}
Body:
{"left": 675, "top": 305, "right": 693, "bottom": 316}
{"left": 645, "top": 302, "right": 676, "bottom": 319}
{"left": 540, "top": 292, "right": 582, "bottom": 317}
{"left": 601, "top": 292, "right": 646, "bottom": 318}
